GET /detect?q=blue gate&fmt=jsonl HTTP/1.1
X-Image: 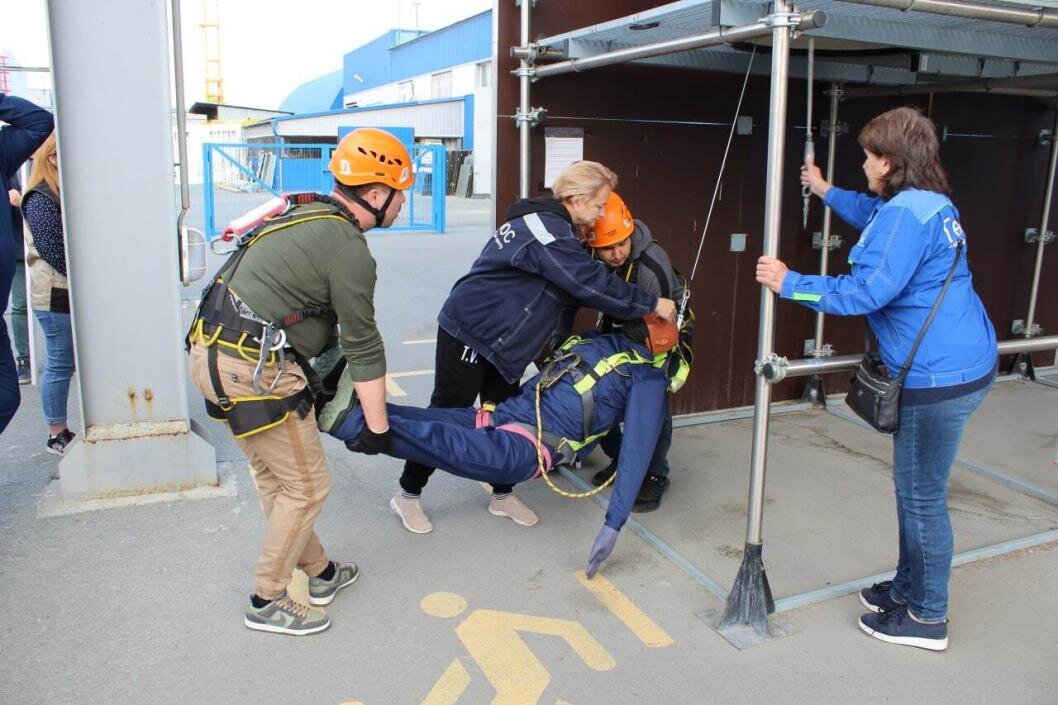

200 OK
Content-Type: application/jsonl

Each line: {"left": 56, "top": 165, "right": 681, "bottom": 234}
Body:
{"left": 202, "top": 142, "right": 446, "bottom": 240}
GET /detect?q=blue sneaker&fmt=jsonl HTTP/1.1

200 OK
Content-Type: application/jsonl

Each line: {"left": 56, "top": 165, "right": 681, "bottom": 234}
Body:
{"left": 858, "top": 605, "right": 948, "bottom": 651}
{"left": 859, "top": 580, "right": 905, "bottom": 613}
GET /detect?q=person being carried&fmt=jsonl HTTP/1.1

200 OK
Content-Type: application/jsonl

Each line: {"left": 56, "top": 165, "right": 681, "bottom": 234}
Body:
{"left": 386, "top": 160, "right": 677, "bottom": 535}
{"left": 187, "top": 128, "right": 414, "bottom": 636}
{"left": 556, "top": 191, "right": 693, "bottom": 512}
{"left": 327, "top": 314, "right": 679, "bottom": 579}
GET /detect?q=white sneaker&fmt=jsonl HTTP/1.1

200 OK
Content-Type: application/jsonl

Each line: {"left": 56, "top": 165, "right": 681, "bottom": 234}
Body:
{"left": 488, "top": 494, "right": 539, "bottom": 527}
{"left": 390, "top": 493, "right": 433, "bottom": 534}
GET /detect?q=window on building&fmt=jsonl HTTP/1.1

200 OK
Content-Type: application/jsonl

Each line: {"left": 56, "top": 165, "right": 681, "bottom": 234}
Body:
{"left": 399, "top": 80, "right": 415, "bottom": 103}
{"left": 475, "top": 62, "right": 491, "bottom": 88}
{"left": 431, "top": 71, "right": 452, "bottom": 99}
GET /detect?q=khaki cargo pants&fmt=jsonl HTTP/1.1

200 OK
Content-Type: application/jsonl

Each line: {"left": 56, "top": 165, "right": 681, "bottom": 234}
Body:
{"left": 189, "top": 343, "right": 331, "bottom": 600}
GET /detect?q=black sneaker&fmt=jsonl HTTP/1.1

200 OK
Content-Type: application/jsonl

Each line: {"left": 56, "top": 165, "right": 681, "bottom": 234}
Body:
{"left": 632, "top": 473, "right": 670, "bottom": 513}
{"left": 591, "top": 459, "right": 618, "bottom": 487}
{"left": 859, "top": 580, "right": 905, "bottom": 613}
{"left": 858, "top": 605, "right": 948, "bottom": 651}
{"left": 16, "top": 357, "right": 30, "bottom": 385}
{"left": 46, "top": 429, "right": 76, "bottom": 456}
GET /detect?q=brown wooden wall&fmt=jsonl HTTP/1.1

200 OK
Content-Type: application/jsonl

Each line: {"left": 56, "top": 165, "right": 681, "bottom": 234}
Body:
{"left": 496, "top": 1, "right": 1058, "bottom": 414}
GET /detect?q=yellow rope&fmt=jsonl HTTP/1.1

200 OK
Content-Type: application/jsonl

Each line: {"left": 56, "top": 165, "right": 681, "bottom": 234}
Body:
{"left": 533, "top": 379, "right": 615, "bottom": 499}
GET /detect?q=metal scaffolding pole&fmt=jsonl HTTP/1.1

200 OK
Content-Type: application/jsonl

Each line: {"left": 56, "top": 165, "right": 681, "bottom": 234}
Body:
{"left": 531, "top": 13, "right": 824, "bottom": 80}
{"left": 763, "top": 335, "right": 1058, "bottom": 381}
{"left": 717, "top": 0, "right": 795, "bottom": 643}
{"left": 1024, "top": 109, "right": 1058, "bottom": 337}
{"left": 812, "top": 86, "right": 842, "bottom": 355}
{"left": 517, "top": 0, "right": 531, "bottom": 198}
{"left": 801, "top": 84, "right": 844, "bottom": 407}
{"left": 841, "top": 0, "right": 1058, "bottom": 28}
{"left": 47, "top": 0, "right": 216, "bottom": 497}
{"left": 1008, "top": 108, "right": 1058, "bottom": 378}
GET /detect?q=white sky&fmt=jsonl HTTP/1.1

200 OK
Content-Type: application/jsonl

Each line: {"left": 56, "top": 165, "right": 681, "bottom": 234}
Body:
{"left": 2, "top": 0, "right": 493, "bottom": 109}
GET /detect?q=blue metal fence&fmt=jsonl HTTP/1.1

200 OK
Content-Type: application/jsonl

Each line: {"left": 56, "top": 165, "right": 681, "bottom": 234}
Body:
{"left": 202, "top": 142, "right": 445, "bottom": 240}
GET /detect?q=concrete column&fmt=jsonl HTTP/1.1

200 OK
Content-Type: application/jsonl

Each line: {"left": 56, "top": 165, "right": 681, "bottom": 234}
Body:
{"left": 47, "top": 0, "right": 216, "bottom": 496}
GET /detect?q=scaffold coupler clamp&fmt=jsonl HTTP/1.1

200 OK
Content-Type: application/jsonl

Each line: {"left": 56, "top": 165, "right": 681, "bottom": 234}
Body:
{"left": 808, "top": 343, "right": 834, "bottom": 359}
{"left": 755, "top": 353, "right": 789, "bottom": 383}
{"left": 515, "top": 105, "right": 548, "bottom": 127}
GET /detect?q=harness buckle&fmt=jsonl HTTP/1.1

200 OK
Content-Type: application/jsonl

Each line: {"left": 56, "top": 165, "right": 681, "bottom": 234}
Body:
{"left": 252, "top": 323, "right": 286, "bottom": 394}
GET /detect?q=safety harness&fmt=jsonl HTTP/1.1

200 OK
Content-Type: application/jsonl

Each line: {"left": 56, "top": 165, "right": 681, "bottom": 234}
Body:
{"left": 595, "top": 245, "right": 696, "bottom": 394}
{"left": 185, "top": 194, "right": 354, "bottom": 438}
{"left": 526, "top": 335, "right": 667, "bottom": 499}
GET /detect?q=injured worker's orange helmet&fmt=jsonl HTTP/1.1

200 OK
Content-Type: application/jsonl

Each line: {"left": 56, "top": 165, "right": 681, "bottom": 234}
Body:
{"left": 643, "top": 312, "right": 678, "bottom": 355}
{"left": 586, "top": 191, "right": 634, "bottom": 248}
{"left": 329, "top": 127, "right": 415, "bottom": 190}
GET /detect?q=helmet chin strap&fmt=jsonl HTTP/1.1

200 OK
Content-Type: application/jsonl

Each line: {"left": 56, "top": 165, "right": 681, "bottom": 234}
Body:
{"left": 341, "top": 184, "right": 396, "bottom": 228}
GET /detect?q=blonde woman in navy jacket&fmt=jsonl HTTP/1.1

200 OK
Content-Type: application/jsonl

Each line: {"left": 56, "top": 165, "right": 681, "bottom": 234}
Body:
{"left": 756, "top": 107, "right": 997, "bottom": 652}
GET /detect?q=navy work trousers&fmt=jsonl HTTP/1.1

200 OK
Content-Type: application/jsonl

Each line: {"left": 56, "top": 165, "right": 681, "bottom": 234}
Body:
{"left": 339, "top": 403, "right": 540, "bottom": 488}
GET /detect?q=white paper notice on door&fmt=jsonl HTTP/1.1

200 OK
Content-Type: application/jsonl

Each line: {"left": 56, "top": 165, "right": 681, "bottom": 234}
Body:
{"left": 544, "top": 127, "right": 584, "bottom": 188}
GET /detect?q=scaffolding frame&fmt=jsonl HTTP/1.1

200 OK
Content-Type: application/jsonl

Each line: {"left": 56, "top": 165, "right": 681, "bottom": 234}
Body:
{"left": 512, "top": 0, "right": 1058, "bottom": 643}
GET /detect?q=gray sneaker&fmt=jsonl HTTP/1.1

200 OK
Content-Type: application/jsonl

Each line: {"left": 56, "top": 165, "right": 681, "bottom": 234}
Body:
{"left": 16, "top": 357, "right": 30, "bottom": 385}
{"left": 308, "top": 561, "right": 359, "bottom": 606}
{"left": 317, "top": 366, "right": 358, "bottom": 436}
{"left": 243, "top": 590, "right": 330, "bottom": 636}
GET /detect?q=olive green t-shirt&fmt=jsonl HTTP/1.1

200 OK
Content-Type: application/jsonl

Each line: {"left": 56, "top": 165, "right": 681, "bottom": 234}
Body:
{"left": 226, "top": 203, "right": 385, "bottom": 381}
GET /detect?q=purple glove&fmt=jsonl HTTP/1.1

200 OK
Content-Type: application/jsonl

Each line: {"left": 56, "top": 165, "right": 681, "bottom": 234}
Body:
{"left": 586, "top": 525, "right": 619, "bottom": 579}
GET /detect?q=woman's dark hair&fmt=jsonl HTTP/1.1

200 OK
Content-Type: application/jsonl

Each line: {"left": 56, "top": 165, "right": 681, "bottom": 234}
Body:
{"left": 858, "top": 107, "right": 951, "bottom": 198}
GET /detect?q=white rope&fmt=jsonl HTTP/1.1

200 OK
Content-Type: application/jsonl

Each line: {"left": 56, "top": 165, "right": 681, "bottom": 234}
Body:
{"left": 687, "top": 45, "right": 758, "bottom": 285}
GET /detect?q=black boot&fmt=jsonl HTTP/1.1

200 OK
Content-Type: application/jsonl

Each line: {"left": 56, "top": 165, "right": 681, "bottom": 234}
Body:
{"left": 591, "top": 459, "right": 618, "bottom": 487}
{"left": 632, "top": 474, "right": 670, "bottom": 512}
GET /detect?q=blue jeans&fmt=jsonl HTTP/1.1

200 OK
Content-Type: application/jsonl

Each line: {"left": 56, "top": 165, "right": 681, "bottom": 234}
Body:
{"left": 600, "top": 407, "right": 672, "bottom": 477}
{"left": 10, "top": 261, "right": 29, "bottom": 360}
{"left": 889, "top": 382, "right": 992, "bottom": 622}
{"left": 34, "top": 310, "right": 74, "bottom": 426}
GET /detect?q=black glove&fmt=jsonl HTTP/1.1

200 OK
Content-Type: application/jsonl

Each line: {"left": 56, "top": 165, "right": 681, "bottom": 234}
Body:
{"left": 347, "top": 426, "right": 394, "bottom": 455}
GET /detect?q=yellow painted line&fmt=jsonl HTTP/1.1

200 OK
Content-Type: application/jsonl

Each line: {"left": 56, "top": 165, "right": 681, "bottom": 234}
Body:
{"left": 385, "top": 369, "right": 434, "bottom": 398}
{"left": 421, "top": 658, "right": 471, "bottom": 705}
{"left": 575, "top": 570, "right": 673, "bottom": 648}
{"left": 403, "top": 338, "right": 437, "bottom": 345}
{"left": 385, "top": 376, "right": 406, "bottom": 397}
{"left": 389, "top": 369, "right": 434, "bottom": 378}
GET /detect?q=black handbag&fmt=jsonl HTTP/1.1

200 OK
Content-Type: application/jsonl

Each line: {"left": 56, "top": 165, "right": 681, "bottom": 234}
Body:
{"left": 845, "top": 242, "right": 963, "bottom": 433}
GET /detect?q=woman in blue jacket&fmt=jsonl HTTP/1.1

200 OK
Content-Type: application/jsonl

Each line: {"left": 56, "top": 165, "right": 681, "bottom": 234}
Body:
{"left": 756, "top": 107, "right": 997, "bottom": 652}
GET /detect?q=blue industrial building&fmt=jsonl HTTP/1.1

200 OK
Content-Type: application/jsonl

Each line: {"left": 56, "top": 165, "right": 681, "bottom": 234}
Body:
{"left": 245, "top": 10, "right": 493, "bottom": 195}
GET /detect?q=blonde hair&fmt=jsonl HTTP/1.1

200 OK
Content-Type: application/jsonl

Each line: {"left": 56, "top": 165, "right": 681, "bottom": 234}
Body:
{"left": 551, "top": 160, "right": 617, "bottom": 202}
{"left": 26, "top": 131, "right": 59, "bottom": 196}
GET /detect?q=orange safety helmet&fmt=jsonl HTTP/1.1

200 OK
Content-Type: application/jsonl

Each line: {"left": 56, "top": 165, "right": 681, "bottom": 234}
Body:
{"left": 643, "top": 312, "right": 678, "bottom": 355}
{"left": 329, "top": 127, "right": 415, "bottom": 190}
{"left": 586, "top": 191, "right": 635, "bottom": 248}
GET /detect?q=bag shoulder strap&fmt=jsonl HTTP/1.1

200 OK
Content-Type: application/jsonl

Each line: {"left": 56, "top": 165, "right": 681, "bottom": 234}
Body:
{"left": 894, "top": 241, "right": 964, "bottom": 383}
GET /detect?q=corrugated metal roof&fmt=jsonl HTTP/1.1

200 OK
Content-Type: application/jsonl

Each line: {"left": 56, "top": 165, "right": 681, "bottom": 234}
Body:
{"left": 258, "top": 98, "right": 467, "bottom": 140}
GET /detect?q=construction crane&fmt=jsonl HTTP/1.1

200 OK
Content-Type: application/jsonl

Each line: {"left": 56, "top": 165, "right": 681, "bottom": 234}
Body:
{"left": 201, "top": 0, "right": 223, "bottom": 104}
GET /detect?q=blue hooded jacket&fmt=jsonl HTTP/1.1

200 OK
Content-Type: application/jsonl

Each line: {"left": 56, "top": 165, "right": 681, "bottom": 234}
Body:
{"left": 493, "top": 332, "right": 668, "bottom": 531}
{"left": 781, "top": 187, "right": 996, "bottom": 389}
{"left": 438, "top": 198, "right": 657, "bottom": 384}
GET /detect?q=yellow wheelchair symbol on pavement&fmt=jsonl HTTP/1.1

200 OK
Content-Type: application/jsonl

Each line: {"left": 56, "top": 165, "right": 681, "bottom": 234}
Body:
{"left": 419, "top": 590, "right": 615, "bottom": 705}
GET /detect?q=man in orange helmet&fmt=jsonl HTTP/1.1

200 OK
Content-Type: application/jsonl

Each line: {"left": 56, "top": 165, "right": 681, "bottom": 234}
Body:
{"left": 187, "top": 127, "right": 414, "bottom": 635}
{"left": 557, "top": 191, "right": 693, "bottom": 512}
